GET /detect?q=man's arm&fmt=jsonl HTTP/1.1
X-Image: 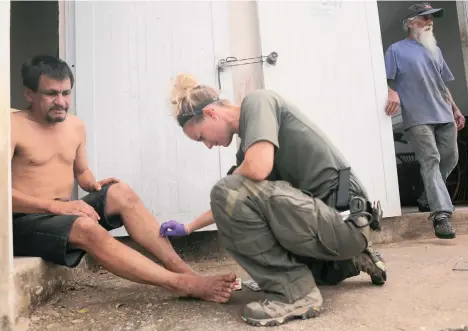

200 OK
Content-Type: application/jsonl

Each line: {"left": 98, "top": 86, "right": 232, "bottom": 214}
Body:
{"left": 443, "top": 86, "right": 465, "bottom": 130}
{"left": 384, "top": 46, "right": 400, "bottom": 116}
{"left": 443, "top": 87, "right": 460, "bottom": 112}
{"left": 73, "top": 121, "right": 98, "bottom": 192}
{"left": 438, "top": 51, "right": 461, "bottom": 112}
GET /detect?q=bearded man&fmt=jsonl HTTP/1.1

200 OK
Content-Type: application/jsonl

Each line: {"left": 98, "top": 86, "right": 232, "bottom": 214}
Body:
{"left": 384, "top": 2, "right": 465, "bottom": 239}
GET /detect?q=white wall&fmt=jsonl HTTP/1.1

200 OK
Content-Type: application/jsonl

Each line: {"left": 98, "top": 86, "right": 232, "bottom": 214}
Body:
{"left": 74, "top": 2, "right": 237, "bottom": 235}
{"left": 226, "top": 1, "right": 264, "bottom": 149}
{"left": 10, "top": 1, "right": 58, "bottom": 109}
{"left": 74, "top": 0, "right": 401, "bottom": 224}
{"left": 228, "top": 1, "right": 264, "bottom": 104}
{"left": 256, "top": 0, "right": 401, "bottom": 217}
{"left": 0, "top": 1, "right": 14, "bottom": 327}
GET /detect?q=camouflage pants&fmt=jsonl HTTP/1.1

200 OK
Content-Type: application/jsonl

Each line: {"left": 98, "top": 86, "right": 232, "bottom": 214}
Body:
{"left": 210, "top": 175, "right": 368, "bottom": 304}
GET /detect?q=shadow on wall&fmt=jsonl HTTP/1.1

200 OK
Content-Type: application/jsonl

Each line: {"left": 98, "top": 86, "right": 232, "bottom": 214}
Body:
{"left": 377, "top": 0, "right": 468, "bottom": 115}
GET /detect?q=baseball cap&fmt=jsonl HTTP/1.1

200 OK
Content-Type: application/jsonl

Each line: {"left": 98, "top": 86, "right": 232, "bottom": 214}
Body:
{"left": 405, "top": 2, "right": 444, "bottom": 19}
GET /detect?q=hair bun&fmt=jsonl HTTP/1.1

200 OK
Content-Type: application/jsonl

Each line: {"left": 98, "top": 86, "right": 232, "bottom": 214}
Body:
{"left": 170, "top": 73, "right": 198, "bottom": 103}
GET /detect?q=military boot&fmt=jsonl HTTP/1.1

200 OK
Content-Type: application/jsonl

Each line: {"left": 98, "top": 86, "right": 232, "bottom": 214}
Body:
{"left": 242, "top": 287, "right": 323, "bottom": 327}
{"left": 354, "top": 246, "right": 387, "bottom": 285}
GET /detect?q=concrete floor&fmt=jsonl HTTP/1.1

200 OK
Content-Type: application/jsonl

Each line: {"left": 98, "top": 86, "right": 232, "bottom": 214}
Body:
{"left": 22, "top": 236, "right": 468, "bottom": 331}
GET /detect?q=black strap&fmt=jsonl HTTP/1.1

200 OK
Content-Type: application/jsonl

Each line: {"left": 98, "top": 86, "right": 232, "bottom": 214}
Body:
{"left": 177, "top": 96, "right": 220, "bottom": 127}
{"left": 335, "top": 167, "right": 351, "bottom": 210}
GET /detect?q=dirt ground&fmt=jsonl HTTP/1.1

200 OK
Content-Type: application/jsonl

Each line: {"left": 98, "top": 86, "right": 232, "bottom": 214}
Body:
{"left": 22, "top": 236, "right": 468, "bottom": 331}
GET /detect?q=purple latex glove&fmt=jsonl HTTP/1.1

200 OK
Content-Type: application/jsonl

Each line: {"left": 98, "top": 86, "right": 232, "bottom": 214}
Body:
{"left": 159, "top": 220, "right": 189, "bottom": 237}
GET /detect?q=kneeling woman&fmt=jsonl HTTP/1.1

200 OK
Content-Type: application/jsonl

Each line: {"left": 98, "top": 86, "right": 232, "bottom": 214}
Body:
{"left": 161, "top": 73, "right": 387, "bottom": 327}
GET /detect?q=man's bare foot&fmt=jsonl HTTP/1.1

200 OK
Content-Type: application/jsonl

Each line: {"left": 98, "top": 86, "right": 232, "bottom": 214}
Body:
{"left": 177, "top": 272, "right": 236, "bottom": 303}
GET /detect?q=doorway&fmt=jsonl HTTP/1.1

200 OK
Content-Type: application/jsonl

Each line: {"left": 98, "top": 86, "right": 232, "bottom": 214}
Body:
{"left": 377, "top": 1, "right": 468, "bottom": 214}
{"left": 10, "top": 1, "right": 59, "bottom": 110}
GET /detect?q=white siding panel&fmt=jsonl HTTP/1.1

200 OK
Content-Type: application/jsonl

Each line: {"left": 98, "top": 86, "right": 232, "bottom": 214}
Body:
{"left": 256, "top": 0, "right": 401, "bottom": 217}
{"left": 75, "top": 2, "right": 233, "bottom": 235}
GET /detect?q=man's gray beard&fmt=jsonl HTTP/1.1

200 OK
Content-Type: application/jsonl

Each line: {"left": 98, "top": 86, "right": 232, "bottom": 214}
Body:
{"left": 413, "top": 26, "right": 438, "bottom": 58}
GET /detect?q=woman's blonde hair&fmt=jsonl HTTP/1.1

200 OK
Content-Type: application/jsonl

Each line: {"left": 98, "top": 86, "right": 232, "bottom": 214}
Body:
{"left": 169, "top": 73, "right": 227, "bottom": 127}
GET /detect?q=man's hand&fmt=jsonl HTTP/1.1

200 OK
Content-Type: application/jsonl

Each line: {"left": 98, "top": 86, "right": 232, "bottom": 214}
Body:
{"left": 160, "top": 220, "right": 189, "bottom": 237}
{"left": 49, "top": 200, "right": 100, "bottom": 222}
{"left": 386, "top": 88, "right": 400, "bottom": 116}
{"left": 90, "top": 177, "right": 120, "bottom": 191}
{"left": 454, "top": 110, "right": 465, "bottom": 131}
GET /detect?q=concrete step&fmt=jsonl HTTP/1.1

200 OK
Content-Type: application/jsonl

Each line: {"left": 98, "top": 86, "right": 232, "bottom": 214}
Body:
{"left": 374, "top": 207, "right": 468, "bottom": 244}
{"left": 12, "top": 257, "right": 88, "bottom": 328}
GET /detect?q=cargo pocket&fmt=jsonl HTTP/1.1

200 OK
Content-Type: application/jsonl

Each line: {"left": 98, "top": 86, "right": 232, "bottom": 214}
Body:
{"left": 264, "top": 182, "right": 316, "bottom": 256}
{"left": 266, "top": 181, "right": 342, "bottom": 259}
{"left": 213, "top": 190, "right": 272, "bottom": 255}
{"left": 314, "top": 198, "right": 343, "bottom": 258}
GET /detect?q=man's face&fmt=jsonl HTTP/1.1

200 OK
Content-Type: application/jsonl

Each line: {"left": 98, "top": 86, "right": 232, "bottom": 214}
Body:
{"left": 25, "top": 75, "right": 72, "bottom": 123}
{"left": 409, "top": 15, "right": 434, "bottom": 30}
{"left": 408, "top": 15, "right": 438, "bottom": 57}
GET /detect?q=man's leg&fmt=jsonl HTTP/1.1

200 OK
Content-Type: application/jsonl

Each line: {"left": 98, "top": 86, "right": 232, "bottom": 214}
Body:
{"left": 81, "top": 182, "right": 195, "bottom": 274}
{"left": 407, "top": 124, "right": 456, "bottom": 239}
{"left": 68, "top": 216, "right": 235, "bottom": 303}
{"left": 417, "top": 123, "right": 458, "bottom": 212}
{"left": 434, "top": 122, "right": 459, "bottom": 236}
{"left": 13, "top": 212, "right": 235, "bottom": 303}
{"left": 435, "top": 123, "right": 459, "bottom": 193}
{"left": 210, "top": 175, "right": 384, "bottom": 326}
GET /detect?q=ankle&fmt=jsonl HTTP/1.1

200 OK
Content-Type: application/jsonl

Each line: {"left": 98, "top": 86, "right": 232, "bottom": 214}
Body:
{"left": 164, "top": 258, "right": 195, "bottom": 274}
{"left": 167, "top": 273, "right": 191, "bottom": 293}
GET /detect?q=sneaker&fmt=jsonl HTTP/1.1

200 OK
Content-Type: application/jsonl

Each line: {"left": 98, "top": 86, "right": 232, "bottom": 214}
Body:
{"left": 242, "top": 287, "right": 323, "bottom": 327}
{"left": 354, "top": 247, "right": 387, "bottom": 285}
{"left": 433, "top": 215, "right": 456, "bottom": 239}
{"left": 418, "top": 202, "right": 430, "bottom": 212}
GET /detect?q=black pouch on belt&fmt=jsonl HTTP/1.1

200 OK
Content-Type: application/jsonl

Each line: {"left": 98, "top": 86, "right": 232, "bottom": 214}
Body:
{"left": 335, "top": 167, "right": 382, "bottom": 232}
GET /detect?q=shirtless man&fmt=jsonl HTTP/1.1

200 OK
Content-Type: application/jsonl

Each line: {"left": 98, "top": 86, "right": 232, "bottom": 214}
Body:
{"left": 11, "top": 55, "right": 235, "bottom": 303}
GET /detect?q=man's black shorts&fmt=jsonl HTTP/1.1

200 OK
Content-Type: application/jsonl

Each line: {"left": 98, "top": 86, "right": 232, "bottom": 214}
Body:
{"left": 12, "top": 184, "right": 124, "bottom": 268}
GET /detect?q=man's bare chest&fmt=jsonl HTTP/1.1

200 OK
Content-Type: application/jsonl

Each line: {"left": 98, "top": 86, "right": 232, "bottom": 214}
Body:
{"left": 15, "top": 132, "right": 80, "bottom": 166}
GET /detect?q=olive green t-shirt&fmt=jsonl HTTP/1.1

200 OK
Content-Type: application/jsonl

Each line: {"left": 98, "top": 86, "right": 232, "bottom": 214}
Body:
{"left": 236, "top": 90, "right": 366, "bottom": 200}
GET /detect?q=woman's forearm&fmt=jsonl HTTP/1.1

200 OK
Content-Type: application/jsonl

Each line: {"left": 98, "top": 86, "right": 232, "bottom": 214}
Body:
{"left": 186, "top": 209, "right": 215, "bottom": 233}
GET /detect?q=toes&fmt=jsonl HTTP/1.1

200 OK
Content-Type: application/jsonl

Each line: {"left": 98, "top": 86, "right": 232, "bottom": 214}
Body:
{"left": 222, "top": 272, "right": 236, "bottom": 282}
{"left": 224, "top": 282, "right": 235, "bottom": 290}
{"left": 217, "top": 296, "right": 229, "bottom": 303}
{"left": 222, "top": 290, "right": 232, "bottom": 299}
{"left": 217, "top": 292, "right": 231, "bottom": 302}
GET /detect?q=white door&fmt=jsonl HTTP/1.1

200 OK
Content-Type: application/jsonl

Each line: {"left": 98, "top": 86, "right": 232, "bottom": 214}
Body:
{"left": 74, "top": 1, "right": 236, "bottom": 235}
{"left": 256, "top": 0, "right": 401, "bottom": 217}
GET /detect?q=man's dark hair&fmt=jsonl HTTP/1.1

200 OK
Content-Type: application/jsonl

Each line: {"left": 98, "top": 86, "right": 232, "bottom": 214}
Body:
{"left": 21, "top": 55, "right": 74, "bottom": 92}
